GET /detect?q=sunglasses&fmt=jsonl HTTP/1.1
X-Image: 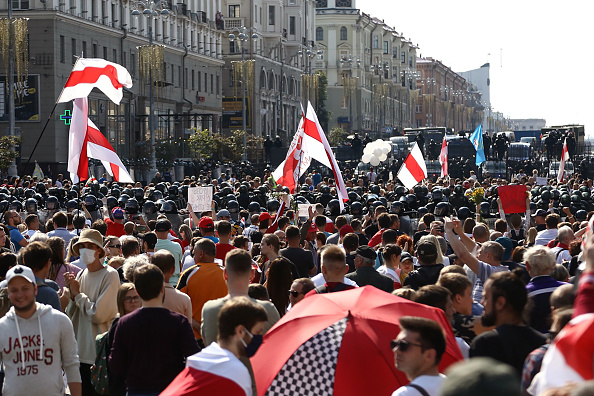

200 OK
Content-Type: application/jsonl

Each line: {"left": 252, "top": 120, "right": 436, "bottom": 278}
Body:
{"left": 109, "top": 244, "right": 122, "bottom": 249}
{"left": 123, "top": 296, "right": 140, "bottom": 303}
{"left": 390, "top": 339, "right": 425, "bottom": 352}
{"left": 288, "top": 290, "right": 303, "bottom": 298}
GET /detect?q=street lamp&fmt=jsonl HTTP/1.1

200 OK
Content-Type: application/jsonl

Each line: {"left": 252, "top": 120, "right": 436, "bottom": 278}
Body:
{"left": 228, "top": 26, "right": 258, "bottom": 161}
{"left": 339, "top": 55, "right": 360, "bottom": 132}
{"left": 131, "top": 0, "right": 169, "bottom": 182}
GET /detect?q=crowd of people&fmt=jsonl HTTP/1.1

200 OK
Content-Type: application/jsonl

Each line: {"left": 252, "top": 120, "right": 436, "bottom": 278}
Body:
{"left": 0, "top": 159, "right": 592, "bottom": 396}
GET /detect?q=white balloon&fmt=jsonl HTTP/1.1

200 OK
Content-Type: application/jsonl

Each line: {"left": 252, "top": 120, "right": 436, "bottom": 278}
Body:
{"left": 362, "top": 153, "right": 372, "bottom": 163}
{"left": 381, "top": 146, "right": 390, "bottom": 154}
{"left": 363, "top": 145, "right": 373, "bottom": 155}
{"left": 370, "top": 156, "right": 380, "bottom": 166}
{"left": 373, "top": 148, "right": 383, "bottom": 157}
{"left": 379, "top": 153, "right": 387, "bottom": 161}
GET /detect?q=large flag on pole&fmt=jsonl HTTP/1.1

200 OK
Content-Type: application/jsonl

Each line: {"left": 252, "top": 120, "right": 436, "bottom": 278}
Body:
{"left": 68, "top": 97, "right": 134, "bottom": 183}
{"left": 558, "top": 137, "right": 570, "bottom": 183}
{"left": 302, "top": 101, "right": 348, "bottom": 211}
{"left": 58, "top": 58, "right": 133, "bottom": 104}
{"left": 272, "top": 105, "right": 311, "bottom": 193}
{"left": 397, "top": 142, "right": 427, "bottom": 190}
{"left": 439, "top": 136, "right": 448, "bottom": 178}
{"left": 470, "top": 124, "right": 486, "bottom": 166}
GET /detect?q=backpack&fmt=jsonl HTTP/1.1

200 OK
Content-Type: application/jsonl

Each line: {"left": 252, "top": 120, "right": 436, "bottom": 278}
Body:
{"left": 0, "top": 286, "right": 11, "bottom": 318}
{"left": 90, "top": 331, "right": 110, "bottom": 395}
{"left": 509, "top": 227, "right": 525, "bottom": 242}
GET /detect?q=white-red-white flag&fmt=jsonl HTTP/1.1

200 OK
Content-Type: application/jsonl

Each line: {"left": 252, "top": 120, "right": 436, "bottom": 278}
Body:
{"left": 558, "top": 137, "right": 570, "bottom": 183}
{"left": 439, "top": 137, "right": 448, "bottom": 178}
{"left": 272, "top": 105, "right": 310, "bottom": 193}
{"left": 68, "top": 97, "right": 134, "bottom": 183}
{"left": 58, "top": 58, "right": 133, "bottom": 104}
{"left": 397, "top": 142, "right": 427, "bottom": 190}
{"left": 302, "top": 101, "right": 348, "bottom": 211}
{"left": 530, "top": 313, "right": 594, "bottom": 394}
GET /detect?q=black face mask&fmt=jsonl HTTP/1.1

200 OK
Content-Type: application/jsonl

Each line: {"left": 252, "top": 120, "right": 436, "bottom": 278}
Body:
{"left": 242, "top": 327, "right": 264, "bottom": 358}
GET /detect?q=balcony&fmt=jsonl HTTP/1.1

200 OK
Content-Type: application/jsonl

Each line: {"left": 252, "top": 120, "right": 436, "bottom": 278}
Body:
{"left": 225, "top": 18, "right": 245, "bottom": 30}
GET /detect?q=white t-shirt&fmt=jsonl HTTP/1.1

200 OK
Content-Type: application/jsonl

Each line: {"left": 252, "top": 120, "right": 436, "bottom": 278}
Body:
{"left": 392, "top": 374, "right": 446, "bottom": 396}
{"left": 311, "top": 273, "right": 358, "bottom": 287}
{"left": 534, "top": 228, "right": 558, "bottom": 246}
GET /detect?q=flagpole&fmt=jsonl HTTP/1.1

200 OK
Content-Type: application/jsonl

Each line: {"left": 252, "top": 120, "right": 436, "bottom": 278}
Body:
{"left": 24, "top": 58, "right": 82, "bottom": 174}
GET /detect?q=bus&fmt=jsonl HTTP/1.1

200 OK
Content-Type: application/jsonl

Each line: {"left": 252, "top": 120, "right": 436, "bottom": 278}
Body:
{"left": 402, "top": 127, "right": 449, "bottom": 144}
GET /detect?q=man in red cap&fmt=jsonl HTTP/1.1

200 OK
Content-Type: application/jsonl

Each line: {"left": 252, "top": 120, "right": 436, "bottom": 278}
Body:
{"left": 104, "top": 206, "right": 126, "bottom": 237}
{"left": 199, "top": 217, "right": 219, "bottom": 243}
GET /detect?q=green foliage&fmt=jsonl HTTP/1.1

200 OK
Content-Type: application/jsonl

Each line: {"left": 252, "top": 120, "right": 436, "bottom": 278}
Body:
{"left": 328, "top": 126, "right": 346, "bottom": 147}
{"left": 155, "top": 140, "right": 177, "bottom": 170}
{"left": 0, "top": 136, "right": 20, "bottom": 171}
{"left": 316, "top": 71, "right": 330, "bottom": 132}
{"left": 188, "top": 129, "right": 265, "bottom": 162}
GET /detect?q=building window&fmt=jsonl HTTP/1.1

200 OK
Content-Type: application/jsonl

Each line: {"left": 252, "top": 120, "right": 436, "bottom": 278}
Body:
{"left": 216, "top": 74, "right": 220, "bottom": 95}
{"left": 71, "top": 38, "right": 76, "bottom": 63}
{"left": 316, "top": 27, "right": 323, "bottom": 41}
{"left": 268, "top": 6, "right": 275, "bottom": 25}
{"left": 401, "top": 51, "right": 406, "bottom": 63}
{"left": 12, "top": 0, "right": 29, "bottom": 9}
{"left": 113, "top": 49, "right": 117, "bottom": 62}
{"left": 60, "top": 36, "right": 65, "bottom": 63}
{"left": 204, "top": 72, "right": 207, "bottom": 92}
{"left": 229, "top": 40, "right": 236, "bottom": 53}
{"left": 336, "top": 0, "right": 351, "bottom": 6}
{"left": 289, "top": 16, "right": 296, "bottom": 35}
{"left": 409, "top": 57, "right": 413, "bottom": 67}
{"left": 130, "top": 52, "right": 135, "bottom": 75}
{"left": 340, "top": 26, "right": 347, "bottom": 40}
{"left": 198, "top": 71, "right": 201, "bottom": 91}
{"left": 393, "top": 47, "right": 398, "bottom": 59}
{"left": 103, "top": 46, "right": 107, "bottom": 60}
{"left": 82, "top": 41, "right": 87, "bottom": 57}
{"left": 254, "top": 5, "right": 257, "bottom": 22}
{"left": 228, "top": 5, "right": 240, "bottom": 17}
{"left": 210, "top": 74, "right": 214, "bottom": 94}
{"left": 192, "top": 69, "right": 195, "bottom": 90}
{"left": 316, "top": 0, "right": 327, "bottom": 7}
{"left": 373, "top": 35, "right": 378, "bottom": 49}
{"left": 383, "top": 41, "right": 388, "bottom": 54}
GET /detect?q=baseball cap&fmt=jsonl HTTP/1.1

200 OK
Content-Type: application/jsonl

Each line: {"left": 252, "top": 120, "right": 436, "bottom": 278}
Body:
{"left": 400, "top": 252, "right": 413, "bottom": 262}
{"left": 356, "top": 246, "right": 377, "bottom": 260}
{"left": 112, "top": 207, "right": 125, "bottom": 220}
{"left": 531, "top": 209, "right": 547, "bottom": 218}
{"left": 416, "top": 241, "right": 438, "bottom": 262}
{"left": 217, "top": 209, "right": 230, "bottom": 219}
{"left": 339, "top": 225, "right": 354, "bottom": 237}
{"left": 5, "top": 265, "right": 35, "bottom": 285}
{"left": 259, "top": 212, "right": 272, "bottom": 222}
{"left": 155, "top": 219, "right": 172, "bottom": 232}
{"left": 198, "top": 216, "right": 214, "bottom": 229}
{"left": 138, "top": 232, "right": 158, "bottom": 247}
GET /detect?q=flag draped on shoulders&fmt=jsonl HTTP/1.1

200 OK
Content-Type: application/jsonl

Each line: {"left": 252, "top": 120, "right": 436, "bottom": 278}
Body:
{"left": 470, "top": 124, "right": 486, "bottom": 166}
{"left": 58, "top": 58, "right": 132, "bottom": 104}
{"left": 397, "top": 142, "right": 427, "bottom": 190}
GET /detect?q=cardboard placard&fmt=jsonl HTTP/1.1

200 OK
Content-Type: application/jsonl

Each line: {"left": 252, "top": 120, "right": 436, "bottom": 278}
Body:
{"left": 536, "top": 177, "right": 547, "bottom": 186}
{"left": 298, "top": 204, "right": 315, "bottom": 218}
{"left": 188, "top": 187, "right": 212, "bottom": 213}
{"left": 497, "top": 185, "right": 528, "bottom": 214}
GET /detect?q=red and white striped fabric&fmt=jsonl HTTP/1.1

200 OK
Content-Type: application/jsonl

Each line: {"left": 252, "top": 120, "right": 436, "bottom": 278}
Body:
{"left": 397, "top": 142, "right": 427, "bottom": 190}
{"left": 530, "top": 313, "right": 594, "bottom": 394}
{"left": 558, "top": 137, "right": 570, "bottom": 183}
{"left": 272, "top": 106, "right": 311, "bottom": 193}
{"left": 68, "top": 97, "right": 133, "bottom": 183}
{"left": 58, "top": 58, "right": 132, "bottom": 104}
{"left": 302, "top": 101, "right": 348, "bottom": 211}
{"left": 439, "top": 136, "right": 448, "bottom": 177}
{"left": 160, "top": 343, "right": 252, "bottom": 396}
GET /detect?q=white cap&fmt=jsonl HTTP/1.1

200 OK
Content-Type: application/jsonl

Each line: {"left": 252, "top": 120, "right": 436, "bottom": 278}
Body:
{"left": 5, "top": 265, "right": 35, "bottom": 285}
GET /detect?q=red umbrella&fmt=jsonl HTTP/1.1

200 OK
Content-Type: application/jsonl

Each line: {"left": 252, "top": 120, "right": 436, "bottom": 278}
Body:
{"left": 251, "top": 286, "right": 463, "bottom": 396}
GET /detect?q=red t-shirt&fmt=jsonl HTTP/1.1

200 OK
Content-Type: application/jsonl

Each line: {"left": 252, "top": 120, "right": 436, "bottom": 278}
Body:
{"left": 215, "top": 243, "right": 236, "bottom": 264}
{"left": 105, "top": 218, "right": 125, "bottom": 237}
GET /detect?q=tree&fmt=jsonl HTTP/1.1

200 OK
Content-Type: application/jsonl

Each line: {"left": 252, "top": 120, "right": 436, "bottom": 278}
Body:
{"left": 316, "top": 71, "right": 330, "bottom": 132}
{"left": 0, "top": 136, "right": 20, "bottom": 172}
{"left": 187, "top": 128, "right": 215, "bottom": 160}
{"left": 328, "top": 126, "right": 346, "bottom": 147}
{"left": 155, "top": 140, "right": 177, "bottom": 171}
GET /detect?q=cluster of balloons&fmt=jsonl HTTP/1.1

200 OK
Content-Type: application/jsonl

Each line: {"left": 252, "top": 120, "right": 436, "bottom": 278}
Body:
{"left": 361, "top": 140, "right": 392, "bottom": 166}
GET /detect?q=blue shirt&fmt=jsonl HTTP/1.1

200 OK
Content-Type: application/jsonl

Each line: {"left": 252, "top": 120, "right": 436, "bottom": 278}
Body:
{"left": 8, "top": 225, "right": 25, "bottom": 252}
{"left": 35, "top": 276, "right": 61, "bottom": 311}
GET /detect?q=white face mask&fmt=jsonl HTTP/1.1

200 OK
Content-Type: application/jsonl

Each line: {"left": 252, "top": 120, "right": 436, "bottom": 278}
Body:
{"left": 79, "top": 248, "right": 96, "bottom": 265}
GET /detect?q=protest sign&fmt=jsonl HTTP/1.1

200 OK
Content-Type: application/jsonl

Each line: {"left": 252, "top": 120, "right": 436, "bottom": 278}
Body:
{"left": 188, "top": 187, "right": 213, "bottom": 212}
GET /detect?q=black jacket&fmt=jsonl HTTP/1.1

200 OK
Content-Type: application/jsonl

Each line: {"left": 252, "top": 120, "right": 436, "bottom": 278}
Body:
{"left": 403, "top": 264, "right": 444, "bottom": 290}
{"left": 345, "top": 266, "right": 394, "bottom": 293}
